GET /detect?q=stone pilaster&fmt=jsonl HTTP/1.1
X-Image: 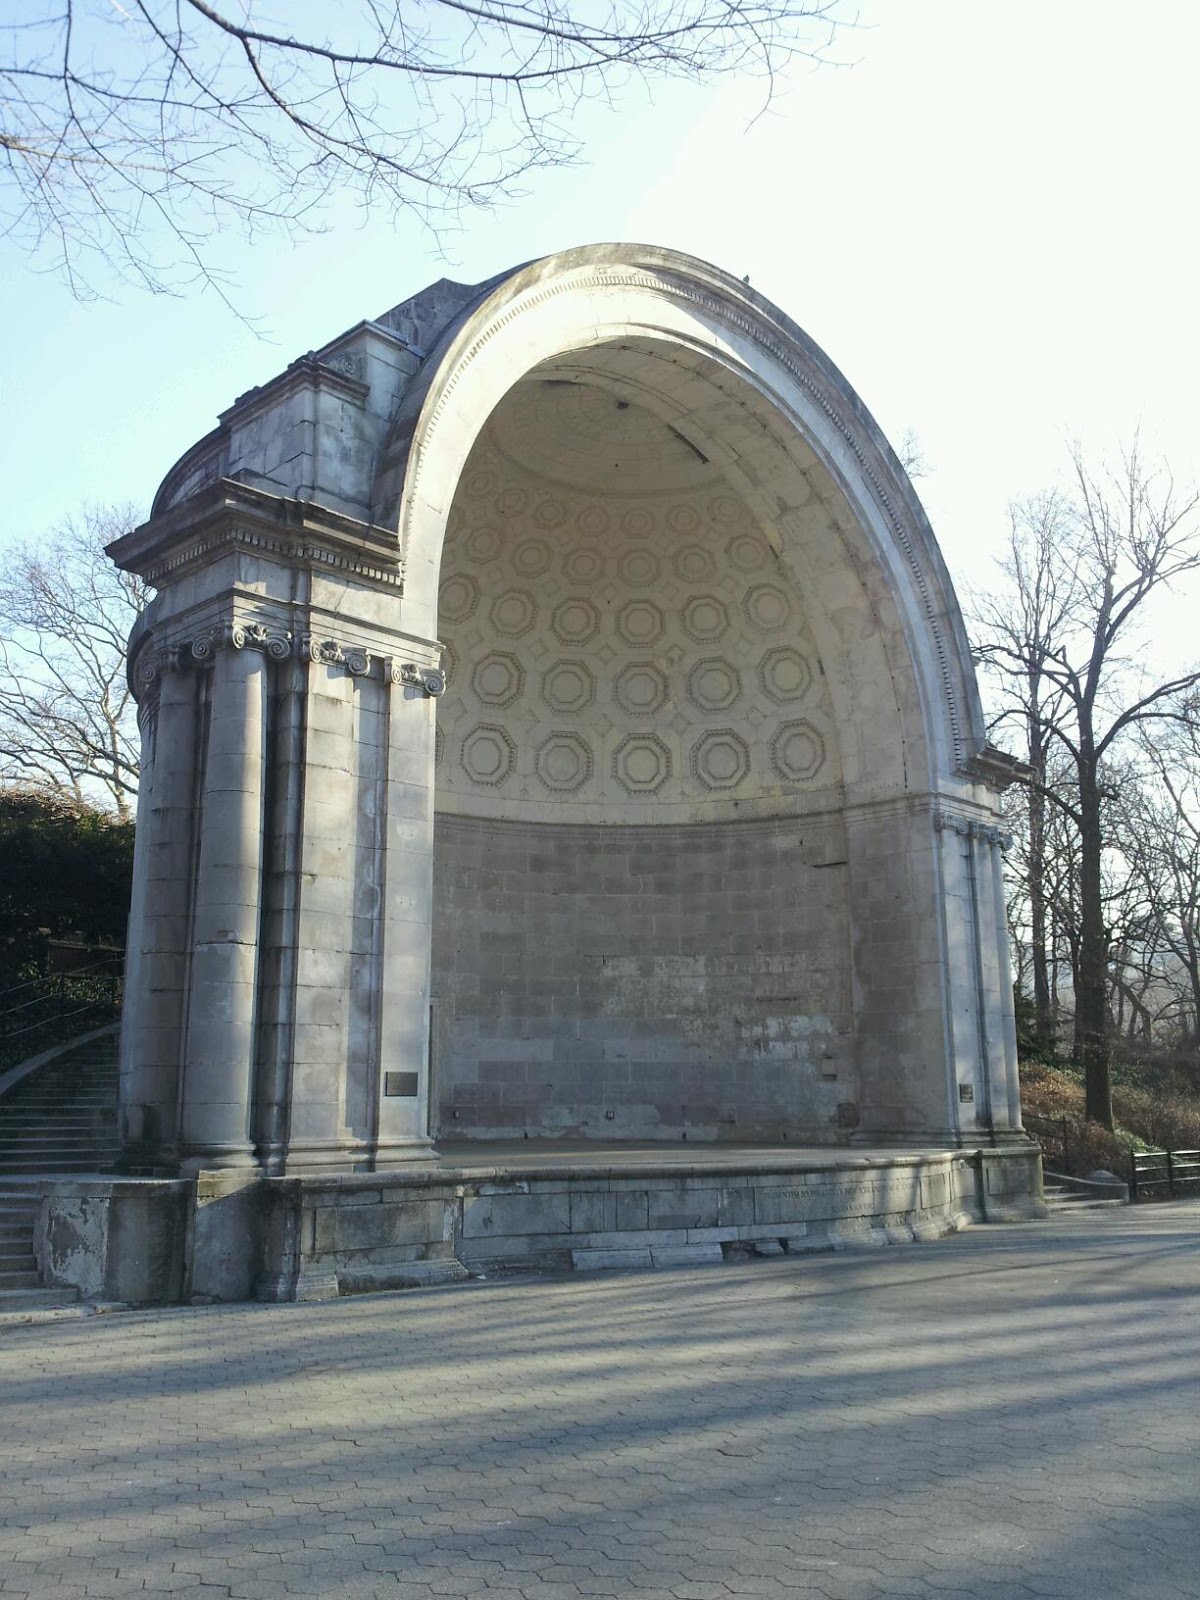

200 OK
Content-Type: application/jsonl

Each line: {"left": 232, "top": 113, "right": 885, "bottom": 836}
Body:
{"left": 932, "top": 807, "right": 1024, "bottom": 1143}
{"left": 118, "top": 655, "right": 201, "bottom": 1170}
{"left": 374, "top": 663, "right": 439, "bottom": 1163}
{"left": 178, "top": 633, "right": 268, "bottom": 1171}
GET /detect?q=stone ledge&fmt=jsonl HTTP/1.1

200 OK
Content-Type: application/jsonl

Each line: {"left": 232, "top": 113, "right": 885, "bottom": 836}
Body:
{"left": 31, "top": 1145, "right": 1029, "bottom": 1304}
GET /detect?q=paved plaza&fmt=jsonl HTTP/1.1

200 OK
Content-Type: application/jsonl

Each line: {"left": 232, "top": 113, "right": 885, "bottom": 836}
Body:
{"left": 2, "top": 1207, "right": 1198, "bottom": 1600}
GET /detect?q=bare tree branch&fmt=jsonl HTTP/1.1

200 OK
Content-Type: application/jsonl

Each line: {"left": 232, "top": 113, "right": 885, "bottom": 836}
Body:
{"left": 1, "top": 1, "right": 851, "bottom": 301}
{"left": 970, "top": 443, "right": 1200, "bottom": 1124}
{"left": 0, "top": 506, "right": 147, "bottom": 818}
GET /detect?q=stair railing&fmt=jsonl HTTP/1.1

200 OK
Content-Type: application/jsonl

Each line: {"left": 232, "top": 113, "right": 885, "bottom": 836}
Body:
{"left": 0, "top": 958, "right": 123, "bottom": 1073}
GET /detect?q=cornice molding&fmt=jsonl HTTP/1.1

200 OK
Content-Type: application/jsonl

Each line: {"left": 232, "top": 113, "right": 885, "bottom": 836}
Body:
{"left": 110, "top": 480, "right": 404, "bottom": 593}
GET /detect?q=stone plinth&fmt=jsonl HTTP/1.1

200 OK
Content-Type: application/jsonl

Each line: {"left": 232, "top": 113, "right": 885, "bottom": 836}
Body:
{"left": 35, "top": 1144, "right": 1046, "bottom": 1305}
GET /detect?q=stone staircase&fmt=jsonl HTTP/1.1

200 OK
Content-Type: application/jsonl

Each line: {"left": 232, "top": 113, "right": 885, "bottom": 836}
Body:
{"left": 0, "top": 1031, "right": 120, "bottom": 1292}
{"left": 1043, "top": 1173, "right": 1128, "bottom": 1212}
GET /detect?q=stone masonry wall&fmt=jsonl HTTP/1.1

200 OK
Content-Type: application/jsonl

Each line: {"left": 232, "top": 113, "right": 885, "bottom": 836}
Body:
{"left": 430, "top": 812, "right": 855, "bottom": 1141}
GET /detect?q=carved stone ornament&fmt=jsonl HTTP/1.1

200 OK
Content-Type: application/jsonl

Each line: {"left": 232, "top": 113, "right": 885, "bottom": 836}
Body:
{"left": 229, "top": 621, "right": 292, "bottom": 660}
{"left": 301, "top": 636, "right": 372, "bottom": 675}
{"left": 934, "top": 809, "right": 1012, "bottom": 850}
{"left": 168, "top": 622, "right": 294, "bottom": 666}
{"left": 390, "top": 660, "right": 447, "bottom": 697}
{"left": 305, "top": 635, "right": 345, "bottom": 666}
{"left": 133, "top": 647, "right": 168, "bottom": 691}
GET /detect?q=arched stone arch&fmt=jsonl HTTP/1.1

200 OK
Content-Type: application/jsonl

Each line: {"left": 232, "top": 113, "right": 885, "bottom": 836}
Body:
{"left": 373, "top": 246, "right": 984, "bottom": 795}
{"left": 106, "top": 242, "right": 1026, "bottom": 1186}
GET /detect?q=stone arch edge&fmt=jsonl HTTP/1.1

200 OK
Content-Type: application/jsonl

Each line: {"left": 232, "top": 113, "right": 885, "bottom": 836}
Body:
{"left": 374, "top": 242, "right": 987, "bottom": 785}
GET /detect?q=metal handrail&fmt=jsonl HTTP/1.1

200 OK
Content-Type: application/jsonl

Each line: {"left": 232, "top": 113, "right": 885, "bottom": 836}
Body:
{"left": 0, "top": 955, "right": 121, "bottom": 1002}
{"left": 1024, "top": 1113, "right": 1070, "bottom": 1174}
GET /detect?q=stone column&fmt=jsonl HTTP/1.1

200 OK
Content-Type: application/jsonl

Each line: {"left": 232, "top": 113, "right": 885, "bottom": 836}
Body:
{"left": 118, "top": 654, "right": 200, "bottom": 1171}
{"left": 985, "top": 825, "right": 1023, "bottom": 1132}
{"left": 178, "top": 633, "right": 267, "bottom": 1172}
{"left": 930, "top": 808, "right": 1024, "bottom": 1144}
{"left": 374, "top": 662, "right": 440, "bottom": 1164}
{"left": 116, "top": 671, "right": 158, "bottom": 1164}
{"left": 845, "top": 796, "right": 957, "bottom": 1144}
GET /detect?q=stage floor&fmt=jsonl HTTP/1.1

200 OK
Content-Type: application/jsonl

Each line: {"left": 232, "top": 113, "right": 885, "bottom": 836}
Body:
{"left": 430, "top": 1139, "right": 955, "bottom": 1173}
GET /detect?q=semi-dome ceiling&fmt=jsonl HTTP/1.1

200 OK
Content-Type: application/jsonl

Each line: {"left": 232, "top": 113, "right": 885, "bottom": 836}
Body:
{"left": 434, "top": 375, "right": 842, "bottom": 826}
{"left": 487, "top": 376, "right": 722, "bottom": 498}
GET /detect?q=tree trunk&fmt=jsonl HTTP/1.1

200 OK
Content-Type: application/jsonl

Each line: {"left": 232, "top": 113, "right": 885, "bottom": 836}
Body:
{"left": 1077, "top": 759, "right": 1113, "bottom": 1127}
{"left": 1028, "top": 766, "right": 1054, "bottom": 1049}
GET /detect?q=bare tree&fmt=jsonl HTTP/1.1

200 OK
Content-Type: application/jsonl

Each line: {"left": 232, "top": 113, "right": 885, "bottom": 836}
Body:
{"left": 0, "top": 506, "right": 147, "bottom": 819}
{"left": 973, "top": 443, "right": 1200, "bottom": 1128}
{"left": 1116, "top": 729, "right": 1200, "bottom": 1054}
{"left": 2, "top": 1, "right": 847, "bottom": 301}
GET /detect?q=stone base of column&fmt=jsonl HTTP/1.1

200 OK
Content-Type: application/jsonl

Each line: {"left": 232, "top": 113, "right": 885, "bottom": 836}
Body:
{"left": 277, "top": 1136, "right": 438, "bottom": 1174}
{"left": 849, "top": 1128, "right": 1040, "bottom": 1151}
{"left": 178, "top": 1142, "right": 258, "bottom": 1176}
{"left": 848, "top": 1128, "right": 963, "bottom": 1150}
{"left": 372, "top": 1136, "right": 439, "bottom": 1170}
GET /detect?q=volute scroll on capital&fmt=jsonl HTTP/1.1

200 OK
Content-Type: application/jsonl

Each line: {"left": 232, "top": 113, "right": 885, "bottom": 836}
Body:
{"left": 933, "top": 808, "right": 1012, "bottom": 851}
{"left": 390, "top": 660, "right": 446, "bottom": 697}
{"left": 303, "top": 635, "right": 372, "bottom": 676}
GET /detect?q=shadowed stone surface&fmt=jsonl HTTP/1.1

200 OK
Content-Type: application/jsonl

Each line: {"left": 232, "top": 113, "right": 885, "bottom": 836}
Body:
{"left": 3, "top": 1206, "right": 1199, "bottom": 1599}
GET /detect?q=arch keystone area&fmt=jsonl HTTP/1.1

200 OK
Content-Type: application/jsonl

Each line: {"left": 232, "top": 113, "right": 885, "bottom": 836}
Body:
{"left": 74, "top": 244, "right": 1042, "bottom": 1305}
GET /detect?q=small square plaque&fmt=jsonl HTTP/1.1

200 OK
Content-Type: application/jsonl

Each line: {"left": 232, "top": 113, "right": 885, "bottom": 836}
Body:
{"left": 384, "top": 1071, "right": 420, "bottom": 1098}
{"left": 958, "top": 1082, "right": 975, "bottom": 1104}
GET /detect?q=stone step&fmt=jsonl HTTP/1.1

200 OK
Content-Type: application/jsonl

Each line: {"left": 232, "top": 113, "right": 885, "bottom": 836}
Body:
{"left": 0, "top": 1035, "right": 122, "bottom": 1304}
{"left": 0, "top": 1166, "right": 118, "bottom": 1177}
{"left": 0, "top": 1121, "right": 114, "bottom": 1132}
{"left": 0, "top": 1269, "right": 42, "bottom": 1290}
{"left": 0, "top": 1120, "right": 115, "bottom": 1130}
{"left": 0, "top": 1132, "right": 116, "bottom": 1145}
{"left": 0, "top": 1286, "right": 79, "bottom": 1310}
{"left": 0, "top": 1109, "right": 116, "bottom": 1122}
{"left": 1044, "top": 1185, "right": 1128, "bottom": 1211}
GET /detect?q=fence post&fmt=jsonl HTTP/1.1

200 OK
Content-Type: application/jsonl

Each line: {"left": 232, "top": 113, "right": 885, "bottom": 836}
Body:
{"left": 1129, "top": 1151, "right": 1138, "bottom": 1203}
{"left": 1061, "top": 1118, "right": 1069, "bottom": 1176}
{"left": 1167, "top": 1148, "right": 1176, "bottom": 1198}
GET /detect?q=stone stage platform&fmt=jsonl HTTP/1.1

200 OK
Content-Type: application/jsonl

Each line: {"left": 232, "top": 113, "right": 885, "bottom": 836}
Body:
{"left": 34, "top": 1139, "right": 1046, "bottom": 1306}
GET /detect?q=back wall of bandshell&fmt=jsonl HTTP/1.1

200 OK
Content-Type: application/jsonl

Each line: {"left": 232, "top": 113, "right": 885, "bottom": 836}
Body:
{"left": 106, "top": 243, "right": 1027, "bottom": 1178}
{"left": 430, "top": 371, "right": 859, "bottom": 1140}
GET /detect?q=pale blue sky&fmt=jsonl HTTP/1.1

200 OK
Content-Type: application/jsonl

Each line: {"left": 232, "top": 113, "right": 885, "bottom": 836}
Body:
{"left": 3, "top": 0, "right": 1197, "bottom": 603}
